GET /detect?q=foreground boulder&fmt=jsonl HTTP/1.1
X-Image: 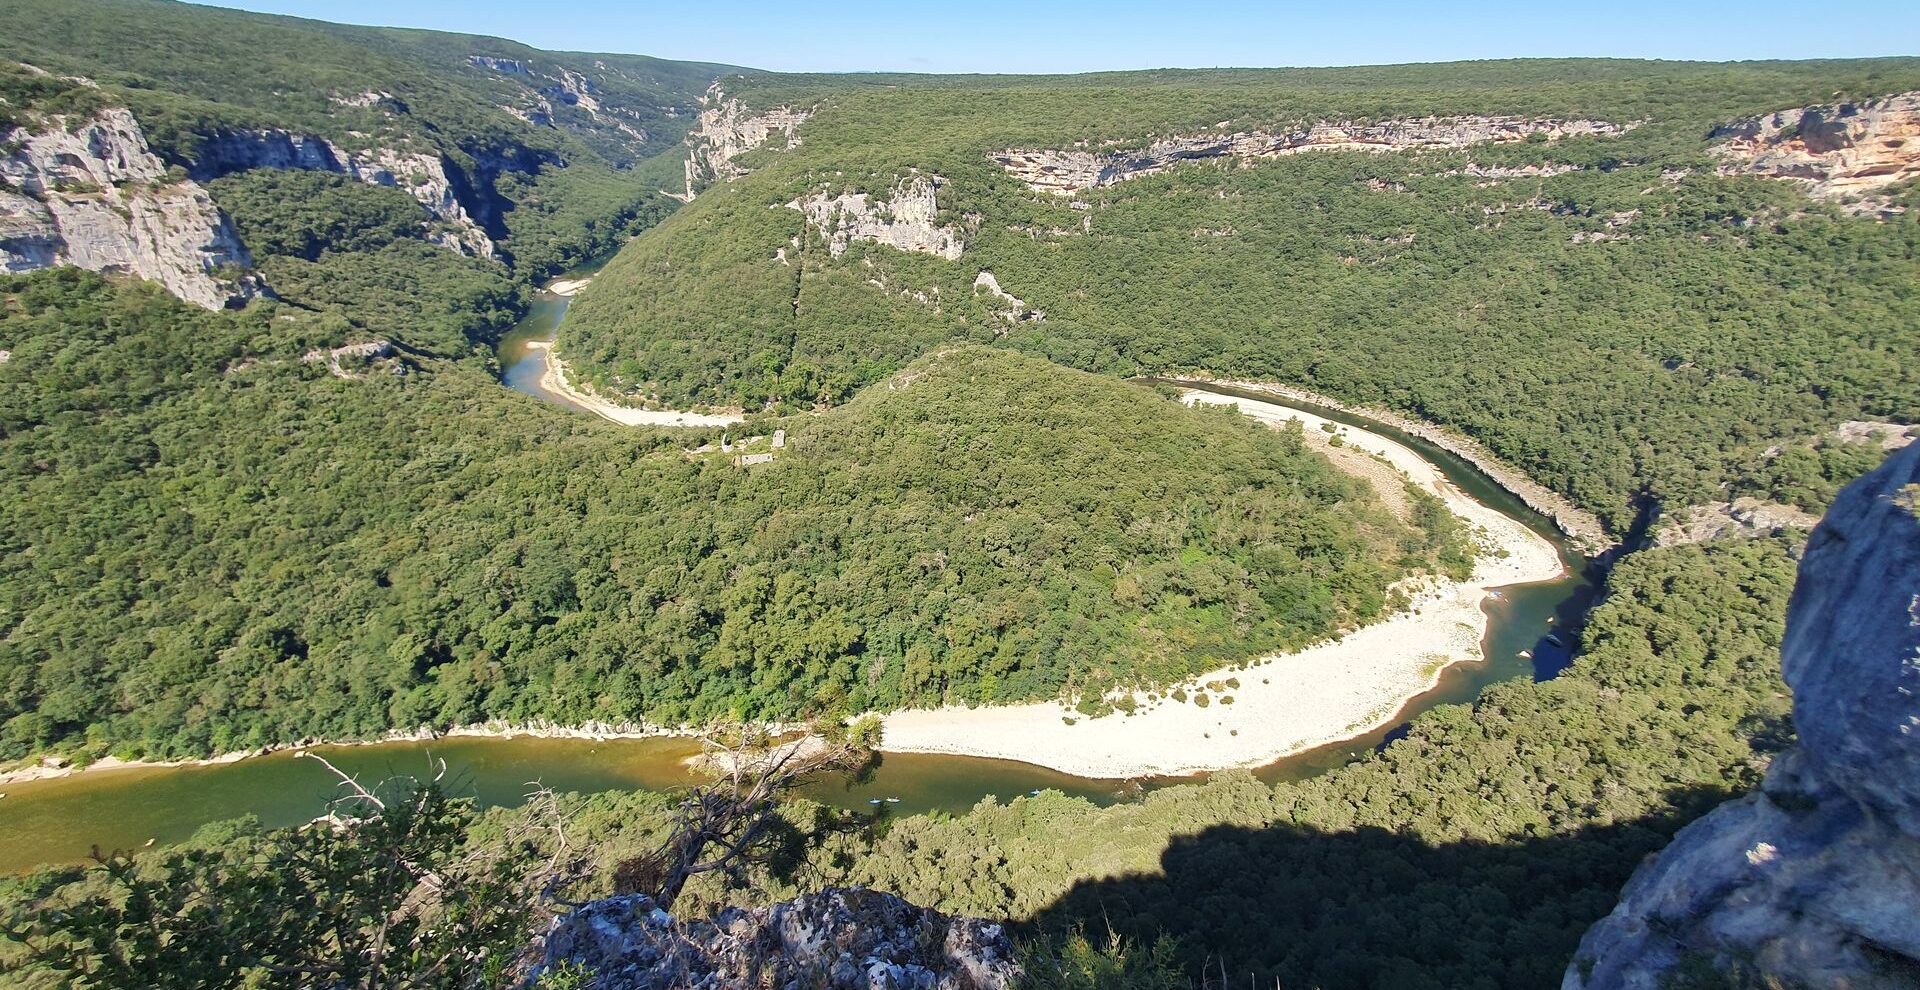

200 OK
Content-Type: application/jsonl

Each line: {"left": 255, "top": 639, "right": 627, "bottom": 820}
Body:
{"left": 541, "top": 887, "right": 1021, "bottom": 990}
{"left": 1565, "top": 443, "right": 1920, "bottom": 989}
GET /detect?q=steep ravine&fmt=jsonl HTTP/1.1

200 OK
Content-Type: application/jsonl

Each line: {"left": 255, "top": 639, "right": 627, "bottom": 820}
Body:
{"left": 186, "top": 129, "right": 540, "bottom": 257}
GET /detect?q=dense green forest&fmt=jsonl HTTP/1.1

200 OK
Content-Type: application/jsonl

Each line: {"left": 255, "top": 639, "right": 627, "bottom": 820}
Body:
{"left": 561, "top": 58, "right": 1920, "bottom": 532}
{"left": 0, "top": 271, "right": 1458, "bottom": 762}
{"left": 0, "top": 14, "right": 1894, "bottom": 983}
{"left": 816, "top": 538, "right": 1799, "bottom": 989}
{"left": 0, "top": 537, "right": 1799, "bottom": 989}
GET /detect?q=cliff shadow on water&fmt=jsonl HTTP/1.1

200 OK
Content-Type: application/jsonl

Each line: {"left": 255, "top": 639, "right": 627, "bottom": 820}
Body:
{"left": 1020, "top": 784, "right": 1743, "bottom": 990}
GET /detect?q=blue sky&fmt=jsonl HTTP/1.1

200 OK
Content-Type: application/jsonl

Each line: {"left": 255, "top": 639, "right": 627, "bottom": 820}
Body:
{"left": 201, "top": 0, "right": 1920, "bottom": 73}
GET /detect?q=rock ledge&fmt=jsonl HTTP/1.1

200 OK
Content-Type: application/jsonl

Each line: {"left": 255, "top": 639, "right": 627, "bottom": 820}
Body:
{"left": 542, "top": 887, "right": 1021, "bottom": 990}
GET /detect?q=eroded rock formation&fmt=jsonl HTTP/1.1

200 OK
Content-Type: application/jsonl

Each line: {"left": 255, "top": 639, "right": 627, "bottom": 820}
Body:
{"left": 995, "top": 116, "right": 1634, "bottom": 194}
{"left": 683, "top": 84, "right": 812, "bottom": 197}
{"left": 1712, "top": 91, "right": 1920, "bottom": 214}
{"left": 972, "top": 270, "right": 1041, "bottom": 323}
{"left": 188, "top": 130, "right": 498, "bottom": 256}
{"left": 0, "top": 108, "right": 262, "bottom": 309}
{"left": 789, "top": 174, "right": 966, "bottom": 260}
{"left": 1566, "top": 442, "right": 1920, "bottom": 989}
{"left": 540, "top": 888, "right": 1020, "bottom": 990}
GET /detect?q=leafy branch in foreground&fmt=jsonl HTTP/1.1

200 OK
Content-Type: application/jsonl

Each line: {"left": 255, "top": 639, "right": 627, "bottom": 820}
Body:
{"left": 617, "top": 716, "right": 881, "bottom": 910}
{"left": 2, "top": 757, "right": 584, "bottom": 990}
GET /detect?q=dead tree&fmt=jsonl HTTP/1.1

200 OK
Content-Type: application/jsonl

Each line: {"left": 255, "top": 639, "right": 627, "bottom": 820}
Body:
{"left": 626, "top": 717, "right": 880, "bottom": 910}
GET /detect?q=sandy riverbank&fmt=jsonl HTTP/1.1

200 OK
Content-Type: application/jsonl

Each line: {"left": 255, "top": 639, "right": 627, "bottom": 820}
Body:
{"left": 1162, "top": 376, "right": 1612, "bottom": 553}
{"left": 875, "top": 390, "right": 1565, "bottom": 778}
{"left": 529, "top": 341, "right": 745, "bottom": 428}
{"left": 546, "top": 277, "right": 594, "bottom": 296}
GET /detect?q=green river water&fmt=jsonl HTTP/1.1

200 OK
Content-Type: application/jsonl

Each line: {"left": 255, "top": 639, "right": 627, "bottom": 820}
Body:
{"left": 0, "top": 281, "right": 1599, "bottom": 874}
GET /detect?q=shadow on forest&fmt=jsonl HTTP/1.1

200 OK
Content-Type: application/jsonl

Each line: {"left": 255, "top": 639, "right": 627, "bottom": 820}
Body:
{"left": 1024, "top": 785, "right": 1738, "bottom": 990}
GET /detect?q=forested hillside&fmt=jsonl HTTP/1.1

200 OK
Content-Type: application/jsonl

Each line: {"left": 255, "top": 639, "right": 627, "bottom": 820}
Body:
{"left": 2, "top": 0, "right": 733, "bottom": 282}
{"left": 506, "top": 537, "right": 1799, "bottom": 989}
{"left": 1, "top": 536, "right": 1799, "bottom": 990}
{"left": 562, "top": 58, "right": 1920, "bottom": 532}
{"left": 0, "top": 12, "right": 1899, "bottom": 985}
{"left": 817, "top": 538, "right": 1800, "bottom": 989}
{"left": 0, "top": 272, "right": 1456, "bottom": 761}
{"left": 1, "top": 0, "right": 728, "bottom": 163}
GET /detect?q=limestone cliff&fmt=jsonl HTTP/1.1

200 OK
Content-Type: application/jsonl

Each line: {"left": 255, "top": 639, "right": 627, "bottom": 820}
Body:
{"left": 789, "top": 174, "right": 967, "bottom": 260}
{"left": 187, "top": 130, "right": 500, "bottom": 257}
{"left": 1712, "top": 91, "right": 1920, "bottom": 214}
{"left": 995, "top": 116, "right": 1634, "bottom": 194}
{"left": 1566, "top": 443, "right": 1920, "bottom": 989}
{"left": 465, "top": 55, "right": 656, "bottom": 158}
{"left": 540, "top": 888, "right": 1019, "bottom": 990}
{"left": 0, "top": 108, "right": 262, "bottom": 309}
{"left": 682, "top": 83, "right": 812, "bottom": 198}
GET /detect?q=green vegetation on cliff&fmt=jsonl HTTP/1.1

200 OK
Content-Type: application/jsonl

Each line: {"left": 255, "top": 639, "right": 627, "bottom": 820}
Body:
{"left": 561, "top": 58, "right": 1920, "bottom": 531}
{"left": 0, "top": 0, "right": 729, "bottom": 164}
{"left": 3, "top": 0, "right": 729, "bottom": 283}
{"left": 0, "top": 272, "right": 1453, "bottom": 762}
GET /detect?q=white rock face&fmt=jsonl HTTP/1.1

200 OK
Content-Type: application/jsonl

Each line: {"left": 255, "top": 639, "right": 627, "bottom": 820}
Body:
{"left": 466, "top": 55, "right": 659, "bottom": 161}
{"left": 683, "top": 83, "right": 812, "bottom": 197}
{"left": 1566, "top": 443, "right": 1920, "bottom": 990}
{"left": 996, "top": 116, "right": 1635, "bottom": 194}
{"left": 972, "top": 270, "right": 1041, "bottom": 323}
{"left": 189, "top": 130, "right": 495, "bottom": 256}
{"left": 1712, "top": 91, "right": 1920, "bottom": 213}
{"left": 0, "top": 108, "right": 262, "bottom": 309}
{"left": 789, "top": 174, "right": 966, "bottom": 260}
{"left": 0, "top": 192, "right": 61, "bottom": 271}
{"left": 1652, "top": 497, "right": 1822, "bottom": 547}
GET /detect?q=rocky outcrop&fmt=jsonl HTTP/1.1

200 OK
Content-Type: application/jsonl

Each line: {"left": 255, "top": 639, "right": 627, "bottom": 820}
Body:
{"left": 0, "top": 108, "right": 262, "bottom": 309}
{"left": 1834, "top": 420, "right": 1918, "bottom": 450}
{"left": 1712, "top": 91, "right": 1920, "bottom": 214}
{"left": 302, "top": 339, "right": 399, "bottom": 379}
{"left": 1566, "top": 443, "right": 1920, "bottom": 990}
{"left": 187, "top": 131, "right": 497, "bottom": 256}
{"left": 540, "top": 888, "right": 1020, "bottom": 990}
{"left": 683, "top": 84, "right": 812, "bottom": 198}
{"left": 469, "top": 56, "right": 651, "bottom": 149}
{"left": 790, "top": 174, "right": 966, "bottom": 260}
{"left": 972, "top": 270, "right": 1041, "bottom": 323}
{"left": 995, "top": 116, "right": 1634, "bottom": 194}
{"left": 466, "top": 55, "right": 530, "bottom": 75}
{"left": 1652, "top": 497, "right": 1822, "bottom": 547}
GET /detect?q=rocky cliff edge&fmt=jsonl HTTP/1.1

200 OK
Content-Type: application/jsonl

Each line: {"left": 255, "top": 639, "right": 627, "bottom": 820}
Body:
{"left": 1, "top": 107, "right": 263, "bottom": 309}
{"left": 1566, "top": 442, "right": 1920, "bottom": 989}
{"left": 540, "top": 887, "right": 1020, "bottom": 990}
